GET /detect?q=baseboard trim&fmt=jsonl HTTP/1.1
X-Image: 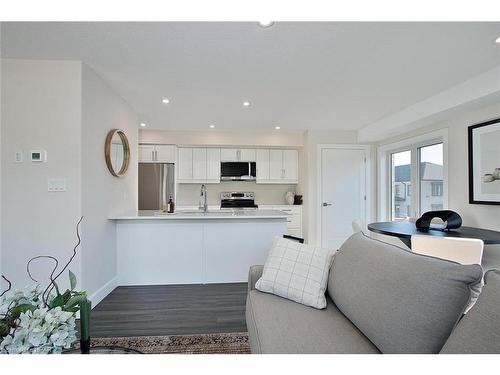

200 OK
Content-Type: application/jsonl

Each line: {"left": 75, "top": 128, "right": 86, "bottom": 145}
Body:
{"left": 89, "top": 276, "right": 118, "bottom": 309}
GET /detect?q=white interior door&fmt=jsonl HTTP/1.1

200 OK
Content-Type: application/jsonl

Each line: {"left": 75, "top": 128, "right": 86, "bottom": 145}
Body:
{"left": 320, "top": 147, "right": 366, "bottom": 250}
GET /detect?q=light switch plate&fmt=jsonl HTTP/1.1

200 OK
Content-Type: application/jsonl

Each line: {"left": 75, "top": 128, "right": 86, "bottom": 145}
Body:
{"left": 48, "top": 178, "right": 66, "bottom": 192}
{"left": 15, "top": 151, "right": 23, "bottom": 163}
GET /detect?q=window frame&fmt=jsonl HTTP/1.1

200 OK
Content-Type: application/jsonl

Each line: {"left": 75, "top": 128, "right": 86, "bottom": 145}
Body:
{"left": 377, "top": 129, "right": 448, "bottom": 221}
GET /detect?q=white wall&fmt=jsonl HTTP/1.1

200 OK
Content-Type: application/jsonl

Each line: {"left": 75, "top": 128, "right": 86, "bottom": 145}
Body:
{"left": 1, "top": 59, "right": 82, "bottom": 290}
{"left": 81, "top": 65, "right": 138, "bottom": 303}
{"left": 139, "top": 129, "right": 304, "bottom": 147}
{"left": 1, "top": 59, "right": 138, "bottom": 306}
{"left": 0, "top": 25, "right": 3, "bottom": 289}
{"left": 376, "top": 101, "right": 500, "bottom": 270}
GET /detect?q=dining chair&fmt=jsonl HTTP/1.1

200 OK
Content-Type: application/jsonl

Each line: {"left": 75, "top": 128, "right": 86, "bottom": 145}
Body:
{"left": 410, "top": 236, "right": 484, "bottom": 265}
{"left": 411, "top": 235, "right": 484, "bottom": 313}
{"left": 352, "top": 219, "right": 365, "bottom": 234}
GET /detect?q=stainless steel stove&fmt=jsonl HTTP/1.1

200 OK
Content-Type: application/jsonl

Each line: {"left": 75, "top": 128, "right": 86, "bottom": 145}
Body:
{"left": 220, "top": 192, "right": 258, "bottom": 210}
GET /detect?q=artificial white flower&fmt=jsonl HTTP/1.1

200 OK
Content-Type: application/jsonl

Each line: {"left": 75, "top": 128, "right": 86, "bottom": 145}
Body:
{"left": 0, "top": 286, "right": 77, "bottom": 354}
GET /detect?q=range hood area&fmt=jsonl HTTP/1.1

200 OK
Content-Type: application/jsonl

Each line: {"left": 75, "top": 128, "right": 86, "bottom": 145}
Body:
{"left": 220, "top": 162, "right": 256, "bottom": 181}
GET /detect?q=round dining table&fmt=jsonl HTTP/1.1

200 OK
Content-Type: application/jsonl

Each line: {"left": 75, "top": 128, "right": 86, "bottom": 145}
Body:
{"left": 367, "top": 221, "right": 500, "bottom": 248}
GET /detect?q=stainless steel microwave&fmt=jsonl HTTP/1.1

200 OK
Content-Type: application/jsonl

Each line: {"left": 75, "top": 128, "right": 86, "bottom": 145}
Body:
{"left": 220, "top": 162, "right": 256, "bottom": 181}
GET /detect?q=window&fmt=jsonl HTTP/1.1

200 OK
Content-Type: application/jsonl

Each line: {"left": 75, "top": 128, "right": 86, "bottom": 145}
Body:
{"left": 431, "top": 182, "right": 443, "bottom": 196}
{"left": 419, "top": 143, "right": 444, "bottom": 214}
{"left": 378, "top": 129, "right": 448, "bottom": 222}
{"left": 391, "top": 150, "right": 411, "bottom": 220}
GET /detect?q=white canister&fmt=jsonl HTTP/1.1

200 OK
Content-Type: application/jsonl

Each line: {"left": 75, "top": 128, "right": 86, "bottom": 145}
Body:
{"left": 285, "top": 191, "right": 295, "bottom": 205}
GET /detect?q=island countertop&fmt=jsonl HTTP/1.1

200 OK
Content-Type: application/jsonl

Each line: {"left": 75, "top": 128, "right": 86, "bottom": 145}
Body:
{"left": 110, "top": 209, "right": 289, "bottom": 220}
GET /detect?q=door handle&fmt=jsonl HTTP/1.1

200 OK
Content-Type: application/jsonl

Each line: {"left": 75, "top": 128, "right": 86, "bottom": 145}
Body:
{"left": 322, "top": 202, "right": 333, "bottom": 207}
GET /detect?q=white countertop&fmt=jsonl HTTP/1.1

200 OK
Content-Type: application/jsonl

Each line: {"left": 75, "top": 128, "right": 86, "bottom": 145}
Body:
{"left": 110, "top": 209, "right": 289, "bottom": 220}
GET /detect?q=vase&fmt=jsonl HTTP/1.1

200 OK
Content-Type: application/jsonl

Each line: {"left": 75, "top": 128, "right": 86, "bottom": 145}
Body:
{"left": 285, "top": 192, "right": 295, "bottom": 205}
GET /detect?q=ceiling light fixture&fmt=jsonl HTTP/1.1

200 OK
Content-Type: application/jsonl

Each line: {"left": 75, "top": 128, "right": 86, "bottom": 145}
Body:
{"left": 162, "top": 98, "right": 170, "bottom": 104}
{"left": 496, "top": 36, "right": 500, "bottom": 44}
{"left": 243, "top": 101, "right": 250, "bottom": 107}
{"left": 209, "top": 124, "right": 215, "bottom": 128}
{"left": 258, "top": 21, "right": 274, "bottom": 28}
{"left": 140, "top": 123, "right": 146, "bottom": 127}
{"left": 274, "top": 126, "right": 281, "bottom": 130}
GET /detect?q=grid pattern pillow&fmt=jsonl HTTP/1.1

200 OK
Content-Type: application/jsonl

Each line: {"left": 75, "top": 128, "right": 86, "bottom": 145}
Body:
{"left": 255, "top": 237, "right": 335, "bottom": 309}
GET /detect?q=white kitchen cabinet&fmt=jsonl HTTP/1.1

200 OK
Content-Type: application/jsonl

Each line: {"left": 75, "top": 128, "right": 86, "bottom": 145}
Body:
{"left": 256, "top": 149, "right": 270, "bottom": 182}
{"left": 139, "top": 145, "right": 156, "bottom": 162}
{"left": 192, "top": 148, "right": 207, "bottom": 181}
{"left": 258, "top": 149, "right": 299, "bottom": 184}
{"left": 260, "top": 205, "right": 303, "bottom": 237}
{"left": 269, "top": 150, "right": 284, "bottom": 181}
{"left": 221, "top": 148, "right": 238, "bottom": 162}
{"left": 139, "top": 144, "right": 176, "bottom": 163}
{"left": 177, "top": 147, "right": 194, "bottom": 181}
{"left": 177, "top": 147, "right": 220, "bottom": 184}
{"left": 206, "top": 148, "right": 221, "bottom": 182}
{"left": 282, "top": 150, "right": 299, "bottom": 181}
{"left": 220, "top": 148, "right": 256, "bottom": 162}
{"left": 155, "top": 145, "right": 176, "bottom": 163}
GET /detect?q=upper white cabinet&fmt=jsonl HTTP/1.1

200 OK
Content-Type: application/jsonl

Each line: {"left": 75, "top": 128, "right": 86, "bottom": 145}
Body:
{"left": 206, "top": 148, "right": 221, "bottom": 183}
{"left": 139, "top": 145, "right": 156, "bottom": 163}
{"left": 256, "top": 149, "right": 270, "bottom": 182}
{"left": 257, "top": 149, "right": 298, "bottom": 184}
{"left": 282, "top": 150, "right": 299, "bottom": 181}
{"left": 178, "top": 147, "right": 220, "bottom": 183}
{"left": 221, "top": 148, "right": 256, "bottom": 162}
{"left": 139, "top": 144, "right": 176, "bottom": 163}
{"left": 177, "top": 147, "right": 194, "bottom": 181}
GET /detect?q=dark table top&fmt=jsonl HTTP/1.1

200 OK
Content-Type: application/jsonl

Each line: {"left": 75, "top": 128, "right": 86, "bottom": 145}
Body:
{"left": 367, "top": 221, "right": 500, "bottom": 245}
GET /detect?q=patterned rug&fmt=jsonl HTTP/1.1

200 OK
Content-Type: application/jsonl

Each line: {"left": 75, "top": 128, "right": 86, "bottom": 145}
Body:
{"left": 83, "top": 332, "right": 250, "bottom": 354}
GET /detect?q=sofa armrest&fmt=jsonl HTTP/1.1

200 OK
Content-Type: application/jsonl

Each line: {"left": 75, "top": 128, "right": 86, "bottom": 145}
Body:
{"left": 248, "top": 265, "right": 264, "bottom": 291}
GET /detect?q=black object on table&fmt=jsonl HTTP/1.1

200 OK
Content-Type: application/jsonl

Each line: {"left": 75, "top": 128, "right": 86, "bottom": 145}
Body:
{"left": 63, "top": 346, "right": 143, "bottom": 354}
{"left": 367, "top": 221, "right": 500, "bottom": 248}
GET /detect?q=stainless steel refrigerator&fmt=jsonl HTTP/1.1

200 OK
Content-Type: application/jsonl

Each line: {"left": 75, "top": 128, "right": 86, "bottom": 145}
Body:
{"left": 138, "top": 163, "right": 175, "bottom": 211}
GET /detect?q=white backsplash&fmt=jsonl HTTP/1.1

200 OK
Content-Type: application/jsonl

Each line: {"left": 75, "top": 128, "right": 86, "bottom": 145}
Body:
{"left": 176, "top": 181, "right": 299, "bottom": 206}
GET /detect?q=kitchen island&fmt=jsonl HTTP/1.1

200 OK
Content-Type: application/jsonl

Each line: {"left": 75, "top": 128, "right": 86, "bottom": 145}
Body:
{"left": 110, "top": 209, "right": 288, "bottom": 285}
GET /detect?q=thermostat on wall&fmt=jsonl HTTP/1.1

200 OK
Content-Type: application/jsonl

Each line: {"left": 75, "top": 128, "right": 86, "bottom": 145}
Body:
{"left": 31, "top": 150, "right": 47, "bottom": 162}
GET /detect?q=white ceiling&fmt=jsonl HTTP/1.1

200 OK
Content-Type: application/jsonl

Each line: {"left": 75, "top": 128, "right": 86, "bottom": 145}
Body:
{"left": 2, "top": 22, "right": 499, "bottom": 131}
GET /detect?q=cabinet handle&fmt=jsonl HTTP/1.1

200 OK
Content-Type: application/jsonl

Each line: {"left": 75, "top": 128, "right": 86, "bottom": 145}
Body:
{"left": 237, "top": 150, "right": 241, "bottom": 161}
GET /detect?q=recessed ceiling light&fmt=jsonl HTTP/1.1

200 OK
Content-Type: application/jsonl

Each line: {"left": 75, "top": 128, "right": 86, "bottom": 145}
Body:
{"left": 496, "top": 36, "right": 500, "bottom": 44}
{"left": 274, "top": 126, "right": 281, "bottom": 130}
{"left": 209, "top": 124, "right": 215, "bottom": 128}
{"left": 140, "top": 123, "right": 146, "bottom": 127}
{"left": 258, "top": 21, "right": 274, "bottom": 28}
{"left": 162, "top": 98, "right": 170, "bottom": 104}
{"left": 243, "top": 101, "right": 250, "bottom": 107}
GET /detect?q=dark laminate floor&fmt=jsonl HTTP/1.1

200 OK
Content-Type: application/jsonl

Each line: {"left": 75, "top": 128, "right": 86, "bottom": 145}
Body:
{"left": 89, "top": 283, "right": 248, "bottom": 338}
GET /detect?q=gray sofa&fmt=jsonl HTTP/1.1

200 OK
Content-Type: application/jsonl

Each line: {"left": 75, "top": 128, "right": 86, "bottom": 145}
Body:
{"left": 246, "top": 232, "right": 500, "bottom": 354}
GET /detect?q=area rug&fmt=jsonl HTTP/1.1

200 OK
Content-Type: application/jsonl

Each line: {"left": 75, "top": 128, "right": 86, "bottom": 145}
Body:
{"left": 85, "top": 332, "right": 250, "bottom": 354}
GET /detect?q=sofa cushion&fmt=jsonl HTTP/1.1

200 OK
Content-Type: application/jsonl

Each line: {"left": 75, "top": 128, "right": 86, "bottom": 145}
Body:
{"left": 246, "top": 289, "right": 380, "bottom": 354}
{"left": 255, "top": 236, "right": 335, "bottom": 309}
{"left": 328, "top": 232, "right": 482, "bottom": 354}
{"left": 440, "top": 269, "right": 500, "bottom": 354}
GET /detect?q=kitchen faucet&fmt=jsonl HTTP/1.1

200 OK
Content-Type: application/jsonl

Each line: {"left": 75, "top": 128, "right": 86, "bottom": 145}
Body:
{"left": 199, "top": 184, "right": 208, "bottom": 213}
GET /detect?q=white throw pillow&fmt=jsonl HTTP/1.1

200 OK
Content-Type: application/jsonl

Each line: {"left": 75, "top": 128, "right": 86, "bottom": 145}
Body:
{"left": 255, "top": 236, "right": 335, "bottom": 309}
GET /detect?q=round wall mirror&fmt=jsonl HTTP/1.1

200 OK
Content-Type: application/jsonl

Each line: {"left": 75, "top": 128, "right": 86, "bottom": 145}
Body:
{"left": 105, "top": 129, "right": 130, "bottom": 177}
